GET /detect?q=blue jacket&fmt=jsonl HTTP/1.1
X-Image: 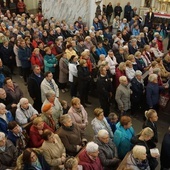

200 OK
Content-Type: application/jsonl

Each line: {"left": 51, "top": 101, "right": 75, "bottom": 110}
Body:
{"left": 146, "top": 82, "right": 163, "bottom": 108}
{"left": 96, "top": 47, "right": 107, "bottom": 57}
{"left": 44, "top": 54, "right": 58, "bottom": 73}
{"left": 0, "top": 111, "right": 13, "bottom": 135}
{"left": 114, "top": 122, "right": 135, "bottom": 159}
{"left": 18, "top": 47, "right": 31, "bottom": 68}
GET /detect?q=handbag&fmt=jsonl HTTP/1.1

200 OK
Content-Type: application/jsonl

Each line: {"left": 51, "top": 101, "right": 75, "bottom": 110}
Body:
{"left": 159, "top": 92, "right": 170, "bottom": 108}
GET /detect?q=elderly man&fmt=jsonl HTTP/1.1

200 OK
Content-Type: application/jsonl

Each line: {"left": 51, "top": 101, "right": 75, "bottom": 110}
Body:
{"left": 94, "top": 129, "right": 121, "bottom": 170}
{"left": 0, "top": 132, "right": 18, "bottom": 169}
{"left": 28, "top": 65, "right": 44, "bottom": 113}
{"left": 130, "top": 70, "right": 145, "bottom": 116}
{"left": 15, "top": 98, "right": 38, "bottom": 125}
{"left": 0, "top": 88, "right": 14, "bottom": 112}
{"left": 78, "top": 141, "right": 103, "bottom": 170}
{"left": 115, "top": 76, "right": 131, "bottom": 114}
{"left": 41, "top": 71, "right": 59, "bottom": 102}
{"left": 0, "top": 103, "right": 13, "bottom": 135}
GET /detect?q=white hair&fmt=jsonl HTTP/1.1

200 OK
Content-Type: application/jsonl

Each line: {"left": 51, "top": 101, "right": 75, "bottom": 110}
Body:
{"left": 0, "top": 103, "right": 6, "bottom": 109}
{"left": 19, "top": 98, "right": 28, "bottom": 105}
{"left": 99, "top": 54, "right": 105, "bottom": 58}
{"left": 133, "top": 145, "right": 146, "bottom": 159}
{"left": 135, "top": 70, "right": 142, "bottom": 76}
{"left": 148, "top": 74, "right": 158, "bottom": 82}
{"left": 0, "top": 132, "right": 5, "bottom": 141}
{"left": 119, "top": 76, "right": 127, "bottom": 83}
{"left": 98, "top": 129, "right": 109, "bottom": 138}
{"left": 86, "top": 142, "right": 99, "bottom": 153}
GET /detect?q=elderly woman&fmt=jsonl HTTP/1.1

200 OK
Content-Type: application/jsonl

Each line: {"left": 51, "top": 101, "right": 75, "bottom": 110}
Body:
{"left": 130, "top": 70, "right": 145, "bottom": 115}
{"left": 115, "top": 62, "right": 126, "bottom": 88}
{"left": 64, "top": 157, "right": 81, "bottom": 170}
{"left": 126, "top": 145, "right": 150, "bottom": 170}
{"left": 143, "top": 109, "right": 159, "bottom": 148}
{"left": 91, "top": 108, "right": 113, "bottom": 139}
{"left": 125, "top": 60, "right": 135, "bottom": 80}
{"left": 0, "top": 103, "right": 13, "bottom": 135}
{"left": 0, "top": 132, "right": 18, "bottom": 169}
{"left": 115, "top": 76, "right": 131, "bottom": 113}
{"left": 135, "top": 51, "right": 146, "bottom": 72}
{"left": 94, "top": 129, "right": 121, "bottom": 170}
{"left": 131, "top": 127, "right": 158, "bottom": 170}
{"left": 59, "top": 52, "right": 69, "bottom": 93}
{"left": 112, "top": 16, "right": 120, "bottom": 34}
{"left": 29, "top": 117, "right": 54, "bottom": 148}
{"left": 65, "top": 44, "right": 78, "bottom": 60}
{"left": 84, "top": 36, "right": 93, "bottom": 50}
{"left": 41, "top": 129, "right": 66, "bottom": 170}
{"left": 58, "top": 114, "right": 87, "bottom": 156}
{"left": 42, "top": 90, "right": 63, "bottom": 130}
{"left": 78, "top": 141, "right": 103, "bottom": 170}
{"left": 31, "top": 48, "right": 44, "bottom": 71}
{"left": 22, "top": 148, "right": 50, "bottom": 170}
{"left": 114, "top": 116, "right": 135, "bottom": 159}
{"left": 146, "top": 74, "right": 167, "bottom": 110}
{"left": 15, "top": 98, "right": 38, "bottom": 125}
{"left": 44, "top": 47, "right": 58, "bottom": 73}
{"left": 68, "top": 97, "right": 88, "bottom": 131}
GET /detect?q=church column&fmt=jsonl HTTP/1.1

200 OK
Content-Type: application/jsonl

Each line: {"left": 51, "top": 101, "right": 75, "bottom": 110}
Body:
{"left": 140, "top": 0, "right": 145, "bottom": 7}
{"left": 151, "top": 0, "right": 155, "bottom": 8}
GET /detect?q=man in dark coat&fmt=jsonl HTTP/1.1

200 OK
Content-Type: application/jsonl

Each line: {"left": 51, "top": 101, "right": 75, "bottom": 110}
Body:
{"left": 124, "top": 2, "right": 132, "bottom": 22}
{"left": 160, "top": 127, "right": 170, "bottom": 170}
{"left": 97, "top": 66, "right": 112, "bottom": 117}
{"left": 130, "top": 70, "right": 145, "bottom": 115}
{"left": 27, "top": 65, "right": 44, "bottom": 113}
{"left": 114, "top": 3, "right": 122, "bottom": 17}
{"left": 0, "top": 40, "right": 15, "bottom": 74}
{"left": 145, "top": 8, "right": 154, "bottom": 30}
{"left": 106, "top": 2, "right": 113, "bottom": 23}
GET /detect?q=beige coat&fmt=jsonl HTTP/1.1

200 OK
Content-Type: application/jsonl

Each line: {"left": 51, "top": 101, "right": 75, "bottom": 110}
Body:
{"left": 41, "top": 134, "right": 66, "bottom": 170}
{"left": 115, "top": 84, "right": 131, "bottom": 111}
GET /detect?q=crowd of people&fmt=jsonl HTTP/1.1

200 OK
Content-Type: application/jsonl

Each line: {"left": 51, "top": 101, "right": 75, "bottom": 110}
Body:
{"left": 0, "top": 1, "right": 170, "bottom": 170}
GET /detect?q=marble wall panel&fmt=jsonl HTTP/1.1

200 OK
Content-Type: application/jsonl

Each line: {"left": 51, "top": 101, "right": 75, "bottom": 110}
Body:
{"left": 42, "top": 0, "right": 90, "bottom": 25}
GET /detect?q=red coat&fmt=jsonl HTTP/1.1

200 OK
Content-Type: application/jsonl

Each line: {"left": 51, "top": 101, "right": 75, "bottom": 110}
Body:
{"left": 115, "top": 68, "right": 126, "bottom": 88}
{"left": 157, "top": 39, "right": 163, "bottom": 52}
{"left": 29, "top": 123, "right": 54, "bottom": 147}
{"left": 31, "top": 53, "right": 44, "bottom": 69}
{"left": 78, "top": 149, "right": 103, "bottom": 170}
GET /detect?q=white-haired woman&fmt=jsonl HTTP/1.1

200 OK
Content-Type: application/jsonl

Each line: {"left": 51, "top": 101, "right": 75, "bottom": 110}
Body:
{"left": 126, "top": 145, "right": 150, "bottom": 170}
{"left": 94, "top": 129, "right": 121, "bottom": 170}
{"left": 15, "top": 98, "right": 38, "bottom": 125}
{"left": 42, "top": 90, "right": 63, "bottom": 130}
{"left": 131, "top": 126, "right": 158, "bottom": 170}
{"left": 0, "top": 103, "right": 14, "bottom": 135}
{"left": 115, "top": 76, "right": 131, "bottom": 113}
{"left": 146, "top": 74, "right": 168, "bottom": 111}
{"left": 78, "top": 141, "right": 103, "bottom": 170}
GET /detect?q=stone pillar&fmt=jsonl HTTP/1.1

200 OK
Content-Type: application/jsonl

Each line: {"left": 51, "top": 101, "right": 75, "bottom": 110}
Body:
{"left": 141, "top": 0, "right": 145, "bottom": 7}
{"left": 151, "top": 0, "right": 155, "bottom": 8}
{"left": 24, "top": 0, "right": 38, "bottom": 10}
